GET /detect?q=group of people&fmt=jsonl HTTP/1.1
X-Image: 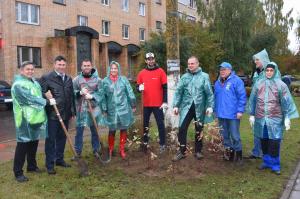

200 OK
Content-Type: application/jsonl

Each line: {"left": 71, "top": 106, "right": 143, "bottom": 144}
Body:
{"left": 11, "top": 49, "right": 298, "bottom": 183}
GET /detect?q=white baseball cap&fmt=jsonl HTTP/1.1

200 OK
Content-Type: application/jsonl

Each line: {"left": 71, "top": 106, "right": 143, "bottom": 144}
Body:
{"left": 145, "top": 52, "right": 155, "bottom": 59}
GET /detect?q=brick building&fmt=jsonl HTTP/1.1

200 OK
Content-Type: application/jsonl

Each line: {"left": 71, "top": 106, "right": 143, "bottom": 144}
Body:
{"left": 0, "top": 0, "right": 166, "bottom": 82}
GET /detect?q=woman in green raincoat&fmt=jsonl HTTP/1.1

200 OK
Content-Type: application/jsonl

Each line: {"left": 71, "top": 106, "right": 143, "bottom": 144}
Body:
{"left": 11, "top": 61, "right": 47, "bottom": 182}
{"left": 248, "top": 62, "right": 299, "bottom": 175}
{"left": 101, "top": 61, "right": 136, "bottom": 159}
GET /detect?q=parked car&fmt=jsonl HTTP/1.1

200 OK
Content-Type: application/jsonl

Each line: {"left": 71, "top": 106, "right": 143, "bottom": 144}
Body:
{"left": 0, "top": 80, "right": 12, "bottom": 109}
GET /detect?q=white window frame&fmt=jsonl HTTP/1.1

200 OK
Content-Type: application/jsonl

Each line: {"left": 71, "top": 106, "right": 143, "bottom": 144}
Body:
{"left": 122, "top": 0, "right": 129, "bottom": 12}
{"left": 139, "top": 28, "right": 145, "bottom": 41}
{"left": 122, "top": 24, "right": 129, "bottom": 39}
{"left": 78, "top": 15, "right": 88, "bottom": 26}
{"left": 101, "top": 0, "right": 110, "bottom": 6}
{"left": 16, "top": 2, "right": 40, "bottom": 25}
{"left": 17, "top": 46, "right": 42, "bottom": 68}
{"left": 156, "top": 21, "right": 162, "bottom": 30}
{"left": 102, "top": 20, "right": 110, "bottom": 36}
{"left": 138, "top": 2, "right": 145, "bottom": 16}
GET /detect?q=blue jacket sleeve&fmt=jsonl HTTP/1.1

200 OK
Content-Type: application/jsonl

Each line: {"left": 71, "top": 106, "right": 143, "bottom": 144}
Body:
{"left": 236, "top": 79, "right": 247, "bottom": 113}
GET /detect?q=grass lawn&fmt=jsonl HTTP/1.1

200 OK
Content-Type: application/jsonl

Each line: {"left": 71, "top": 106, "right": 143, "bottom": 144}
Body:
{"left": 0, "top": 98, "right": 299, "bottom": 199}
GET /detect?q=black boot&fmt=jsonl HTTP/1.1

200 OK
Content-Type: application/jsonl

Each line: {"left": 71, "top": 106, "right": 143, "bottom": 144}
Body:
{"left": 223, "top": 148, "right": 232, "bottom": 161}
{"left": 229, "top": 148, "right": 235, "bottom": 161}
{"left": 235, "top": 150, "right": 243, "bottom": 166}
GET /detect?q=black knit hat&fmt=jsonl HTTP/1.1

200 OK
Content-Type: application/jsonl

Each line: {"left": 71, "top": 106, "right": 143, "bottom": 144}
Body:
{"left": 266, "top": 63, "right": 275, "bottom": 69}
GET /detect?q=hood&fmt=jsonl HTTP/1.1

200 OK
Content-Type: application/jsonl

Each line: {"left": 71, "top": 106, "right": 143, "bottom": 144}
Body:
{"left": 253, "top": 49, "right": 270, "bottom": 69}
{"left": 107, "top": 61, "right": 121, "bottom": 77}
{"left": 80, "top": 68, "right": 98, "bottom": 78}
{"left": 262, "top": 61, "right": 281, "bottom": 80}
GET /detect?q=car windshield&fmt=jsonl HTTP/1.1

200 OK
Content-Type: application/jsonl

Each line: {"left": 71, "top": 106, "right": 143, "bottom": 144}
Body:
{"left": 0, "top": 81, "right": 11, "bottom": 89}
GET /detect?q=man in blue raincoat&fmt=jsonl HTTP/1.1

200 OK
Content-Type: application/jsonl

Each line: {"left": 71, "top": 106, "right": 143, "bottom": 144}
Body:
{"left": 73, "top": 59, "right": 103, "bottom": 158}
{"left": 214, "top": 62, "right": 247, "bottom": 164}
{"left": 11, "top": 61, "right": 47, "bottom": 182}
{"left": 248, "top": 62, "right": 299, "bottom": 174}
{"left": 172, "top": 56, "right": 214, "bottom": 161}
{"left": 247, "top": 49, "right": 271, "bottom": 159}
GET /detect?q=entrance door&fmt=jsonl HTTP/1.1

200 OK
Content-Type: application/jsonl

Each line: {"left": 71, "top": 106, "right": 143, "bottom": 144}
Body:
{"left": 77, "top": 32, "right": 91, "bottom": 72}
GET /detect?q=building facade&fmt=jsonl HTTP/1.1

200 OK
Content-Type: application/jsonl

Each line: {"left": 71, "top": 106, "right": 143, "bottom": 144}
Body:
{"left": 0, "top": 0, "right": 166, "bottom": 82}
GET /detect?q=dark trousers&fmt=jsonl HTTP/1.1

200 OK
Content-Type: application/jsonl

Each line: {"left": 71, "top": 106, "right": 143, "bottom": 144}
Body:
{"left": 143, "top": 107, "right": 166, "bottom": 146}
{"left": 13, "top": 140, "right": 39, "bottom": 177}
{"left": 45, "top": 119, "right": 68, "bottom": 170}
{"left": 178, "top": 103, "right": 203, "bottom": 154}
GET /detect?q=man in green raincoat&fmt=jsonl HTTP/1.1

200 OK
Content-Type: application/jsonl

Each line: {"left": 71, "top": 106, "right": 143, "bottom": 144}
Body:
{"left": 101, "top": 61, "right": 136, "bottom": 159}
{"left": 172, "top": 56, "right": 214, "bottom": 161}
{"left": 248, "top": 62, "right": 299, "bottom": 174}
{"left": 11, "top": 61, "right": 47, "bottom": 182}
{"left": 246, "top": 49, "right": 271, "bottom": 159}
{"left": 73, "top": 59, "right": 103, "bottom": 158}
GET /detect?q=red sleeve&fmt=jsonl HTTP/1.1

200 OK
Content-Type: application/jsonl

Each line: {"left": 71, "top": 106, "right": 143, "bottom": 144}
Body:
{"left": 160, "top": 68, "right": 167, "bottom": 84}
{"left": 137, "top": 71, "right": 143, "bottom": 84}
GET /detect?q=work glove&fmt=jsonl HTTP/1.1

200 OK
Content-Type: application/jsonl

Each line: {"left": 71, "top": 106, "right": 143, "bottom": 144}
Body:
{"left": 173, "top": 107, "right": 179, "bottom": 115}
{"left": 80, "top": 87, "right": 89, "bottom": 95}
{"left": 85, "top": 93, "right": 93, "bottom": 100}
{"left": 49, "top": 98, "right": 56, "bottom": 105}
{"left": 138, "top": 83, "right": 144, "bottom": 91}
{"left": 206, "top": 107, "right": 213, "bottom": 117}
{"left": 249, "top": 115, "right": 255, "bottom": 127}
{"left": 285, "top": 118, "right": 291, "bottom": 131}
{"left": 160, "top": 103, "right": 168, "bottom": 114}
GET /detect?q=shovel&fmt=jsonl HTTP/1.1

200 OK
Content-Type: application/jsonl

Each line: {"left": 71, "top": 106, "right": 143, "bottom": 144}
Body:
{"left": 87, "top": 100, "right": 111, "bottom": 164}
{"left": 49, "top": 94, "right": 89, "bottom": 177}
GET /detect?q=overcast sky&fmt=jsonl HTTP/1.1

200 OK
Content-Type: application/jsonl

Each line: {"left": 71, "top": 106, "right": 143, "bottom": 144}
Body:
{"left": 283, "top": 0, "right": 300, "bottom": 53}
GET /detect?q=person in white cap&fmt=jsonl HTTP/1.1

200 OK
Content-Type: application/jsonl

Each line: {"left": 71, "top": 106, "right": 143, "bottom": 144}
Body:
{"left": 136, "top": 52, "right": 167, "bottom": 154}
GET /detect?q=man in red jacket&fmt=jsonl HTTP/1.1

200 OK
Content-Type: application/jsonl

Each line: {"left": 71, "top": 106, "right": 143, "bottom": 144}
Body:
{"left": 137, "top": 52, "right": 168, "bottom": 154}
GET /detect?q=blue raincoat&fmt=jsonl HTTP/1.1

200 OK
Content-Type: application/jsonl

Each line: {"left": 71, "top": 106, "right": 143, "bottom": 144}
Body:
{"left": 11, "top": 75, "right": 47, "bottom": 142}
{"left": 248, "top": 62, "right": 299, "bottom": 139}
{"left": 172, "top": 67, "right": 214, "bottom": 126}
{"left": 101, "top": 62, "right": 136, "bottom": 130}
{"left": 252, "top": 49, "right": 270, "bottom": 84}
{"left": 73, "top": 68, "right": 104, "bottom": 127}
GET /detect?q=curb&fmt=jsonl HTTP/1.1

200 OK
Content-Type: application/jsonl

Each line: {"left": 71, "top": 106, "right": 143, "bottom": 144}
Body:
{"left": 280, "top": 160, "right": 300, "bottom": 199}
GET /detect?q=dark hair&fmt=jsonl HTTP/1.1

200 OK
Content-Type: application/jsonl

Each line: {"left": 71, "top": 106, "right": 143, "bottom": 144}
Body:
{"left": 54, "top": 55, "right": 67, "bottom": 62}
{"left": 81, "top": 59, "right": 92, "bottom": 64}
{"left": 20, "top": 61, "right": 35, "bottom": 69}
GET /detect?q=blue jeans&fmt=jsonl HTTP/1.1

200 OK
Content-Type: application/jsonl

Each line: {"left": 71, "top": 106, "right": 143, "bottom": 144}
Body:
{"left": 74, "top": 125, "right": 100, "bottom": 155}
{"left": 45, "top": 119, "right": 68, "bottom": 170}
{"left": 251, "top": 136, "right": 262, "bottom": 157}
{"left": 218, "top": 118, "right": 242, "bottom": 151}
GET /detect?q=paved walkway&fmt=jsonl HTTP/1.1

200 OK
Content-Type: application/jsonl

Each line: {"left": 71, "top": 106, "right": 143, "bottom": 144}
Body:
{"left": 280, "top": 160, "right": 300, "bottom": 199}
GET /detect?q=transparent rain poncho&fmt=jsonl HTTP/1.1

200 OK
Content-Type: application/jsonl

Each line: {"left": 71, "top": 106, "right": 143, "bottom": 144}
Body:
{"left": 11, "top": 75, "right": 47, "bottom": 142}
{"left": 248, "top": 62, "right": 299, "bottom": 139}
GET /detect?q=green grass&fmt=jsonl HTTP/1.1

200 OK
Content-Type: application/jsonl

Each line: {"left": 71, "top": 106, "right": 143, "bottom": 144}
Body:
{"left": 1, "top": 98, "right": 300, "bottom": 199}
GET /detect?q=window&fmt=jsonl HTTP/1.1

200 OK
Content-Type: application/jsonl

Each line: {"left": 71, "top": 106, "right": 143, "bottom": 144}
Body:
{"left": 122, "top": 24, "right": 129, "bottom": 39}
{"left": 54, "top": 29, "right": 65, "bottom": 37}
{"left": 101, "top": 0, "right": 110, "bottom": 6}
{"left": 78, "top": 15, "right": 88, "bottom": 26}
{"left": 139, "top": 28, "right": 145, "bottom": 41}
{"left": 122, "top": 0, "right": 129, "bottom": 12}
{"left": 16, "top": 2, "right": 39, "bottom": 25}
{"left": 156, "top": 21, "right": 162, "bottom": 30}
{"left": 139, "top": 2, "right": 145, "bottom": 16}
{"left": 189, "top": 0, "right": 196, "bottom": 8}
{"left": 53, "top": 0, "right": 65, "bottom": 5}
{"left": 17, "top": 46, "right": 41, "bottom": 68}
{"left": 156, "top": 0, "right": 162, "bottom": 4}
{"left": 102, "top": 20, "right": 110, "bottom": 36}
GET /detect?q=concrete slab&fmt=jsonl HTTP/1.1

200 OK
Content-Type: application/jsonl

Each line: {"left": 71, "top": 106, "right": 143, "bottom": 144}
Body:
{"left": 289, "top": 191, "right": 300, "bottom": 199}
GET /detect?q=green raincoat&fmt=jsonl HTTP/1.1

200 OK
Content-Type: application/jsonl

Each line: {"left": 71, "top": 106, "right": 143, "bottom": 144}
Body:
{"left": 172, "top": 67, "right": 214, "bottom": 127}
{"left": 101, "top": 62, "right": 136, "bottom": 130}
{"left": 73, "top": 68, "right": 104, "bottom": 127}
{"left": 11, "top": 75, "right": 47, "bottom": 142}
{"left": 248, "top": 62, "right": 299, "bottom": 139}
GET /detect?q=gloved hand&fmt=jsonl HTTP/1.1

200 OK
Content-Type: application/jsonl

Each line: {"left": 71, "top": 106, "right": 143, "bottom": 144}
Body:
{"left": 285, "top": 118, "right": 291, "bottom": 131}
{"left": 160, "top": 103, "right": 168, "bottom": 114}
{"left": 249, "top": 115, "right": 255, "bottom": 127}
{"left": 80, "top": 87, "right": 89, "bottom": 95}
{"left": 85, "top": 93, "right": 93, "bottom": 100}
{"left": 173, "top": 107, "right": 179, "bottom": 115}
{"left": 138, "top": 83, "right": 144, "bottom": 91}
{"left": 49, "top": 98, "right": 56, "bottom": 105}
{"left": 206, "top": 107, "right": 213, "bottom": 117}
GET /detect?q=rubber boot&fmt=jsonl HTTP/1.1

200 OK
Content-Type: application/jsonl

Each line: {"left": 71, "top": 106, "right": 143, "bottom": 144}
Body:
{"left": 229, "top": 148, "right": 235, "bottom": 161}
{"left": 108, "top": 134, "right": 115, "bottom": 156}
{"left": 119, "top": 131, "right": 127, "bottom": 159}
{"left": 235, "top": 150, "right": 243, "bottom": 166}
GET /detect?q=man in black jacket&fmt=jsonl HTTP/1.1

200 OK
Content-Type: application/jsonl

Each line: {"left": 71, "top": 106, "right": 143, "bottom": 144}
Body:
{"left": 39, "top": 55, "right": 75, "bottom": 175}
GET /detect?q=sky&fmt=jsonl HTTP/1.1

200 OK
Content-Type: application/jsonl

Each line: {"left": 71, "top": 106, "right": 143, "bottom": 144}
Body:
{"left": 283, "top": 0, "right": 300, "bottom": 53}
